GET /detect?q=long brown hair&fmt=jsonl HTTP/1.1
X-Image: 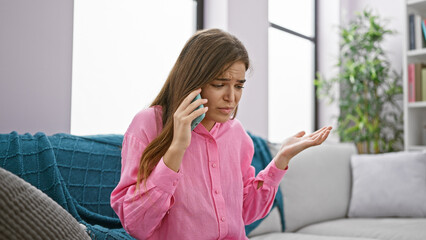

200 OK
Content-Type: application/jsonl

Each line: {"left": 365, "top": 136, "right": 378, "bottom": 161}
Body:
{"left": 136, "top": 28, "right": 250, "bottom": 190}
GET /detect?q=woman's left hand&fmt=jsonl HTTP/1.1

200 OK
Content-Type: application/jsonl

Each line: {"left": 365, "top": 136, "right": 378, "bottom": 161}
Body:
{"left": 273, "top": 126, "right": 332, "bottom": 170}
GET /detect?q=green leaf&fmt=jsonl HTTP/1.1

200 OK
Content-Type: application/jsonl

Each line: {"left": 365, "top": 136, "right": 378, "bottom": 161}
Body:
{"left": 314, "top": 8, "right": 403, "bottom": 153}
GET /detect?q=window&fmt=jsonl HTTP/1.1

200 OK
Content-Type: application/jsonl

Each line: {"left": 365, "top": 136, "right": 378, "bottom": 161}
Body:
{"left": 268, "top": 0, "right": 317, "bottom": 142}
{"left": 71, "top": 0, "right": 196, "bottom": 135}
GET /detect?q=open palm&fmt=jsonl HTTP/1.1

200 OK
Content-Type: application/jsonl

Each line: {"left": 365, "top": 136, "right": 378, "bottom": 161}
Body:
{"left": 274, "top": 126, "right": 332, "bottom": 170}
{"left": 281, "top": 126, "right": 332, "bottom": 149}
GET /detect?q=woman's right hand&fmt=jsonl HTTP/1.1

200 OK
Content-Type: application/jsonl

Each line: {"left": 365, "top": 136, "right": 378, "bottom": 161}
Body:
{"left": 164, "top": 89, "right": 208, "bottom": 172}
{"left": 172, "top": 88, "right": 208, "bottom": 150}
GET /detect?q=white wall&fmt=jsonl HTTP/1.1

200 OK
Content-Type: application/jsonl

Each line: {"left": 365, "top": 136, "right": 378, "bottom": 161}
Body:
{"left": 205, "top": 0, "right": 269, "bottom": 139}
{"left": 0, "top": 0, "right": 73, "bottom": 135}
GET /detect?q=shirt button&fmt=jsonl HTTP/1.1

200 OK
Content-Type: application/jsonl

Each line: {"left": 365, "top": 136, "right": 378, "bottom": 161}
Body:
{"left": 221, "top": 217, "right": 226, "bottom": 222}
{"left": 173, "top": 180, "right": 178, "bottom": 186}
{"left": 215, "top": 190, "right": 219, "bottom": 194}
{"left": 268, "top": 172, "right": 274, "bottom": 177}
{"left": 212, "top": 163, "right": 216, "bottom": 168}
{"left": 167, "top": 211, "right": 170, "bottom": 214}
{"left": 209, "top": 139, "right": 214, "bottom": 143}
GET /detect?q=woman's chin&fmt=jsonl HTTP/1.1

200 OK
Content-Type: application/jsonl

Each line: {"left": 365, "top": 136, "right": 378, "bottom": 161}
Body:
{"left": 213, "top": 116, "right": 232, "bottom": 123}
{"left": 204, "top": 110, "right": 234, "bottom": 124}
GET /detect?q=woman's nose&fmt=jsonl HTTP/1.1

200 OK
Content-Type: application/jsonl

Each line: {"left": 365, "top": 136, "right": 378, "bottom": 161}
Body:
{"left": 223, "top": 87, "right": 235, "bottom": 102}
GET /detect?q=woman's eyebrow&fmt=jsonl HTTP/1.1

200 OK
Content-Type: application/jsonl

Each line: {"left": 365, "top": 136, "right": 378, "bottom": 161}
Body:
{"left": 215, "top": 78, "right": 246, "bottom": 83}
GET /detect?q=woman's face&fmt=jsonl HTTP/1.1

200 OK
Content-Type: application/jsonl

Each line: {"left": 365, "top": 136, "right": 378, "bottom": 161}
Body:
{"left": 200, "top": 61, "right": 246, "bottom": 131}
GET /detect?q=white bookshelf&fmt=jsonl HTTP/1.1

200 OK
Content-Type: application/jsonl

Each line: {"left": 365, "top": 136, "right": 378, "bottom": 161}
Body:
{"left": 408, "top": 0, "right": 426, "bottom": 12}
{"left": 404, "top": 0, "right": 426, "bottom": 151}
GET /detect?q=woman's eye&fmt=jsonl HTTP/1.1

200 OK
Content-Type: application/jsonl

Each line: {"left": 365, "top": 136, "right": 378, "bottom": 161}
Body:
{"left": 236, "top": 85, "right": 245, "bottom": 89}
{"left": 211, "top": 84, "right": 224, "bottom": 88}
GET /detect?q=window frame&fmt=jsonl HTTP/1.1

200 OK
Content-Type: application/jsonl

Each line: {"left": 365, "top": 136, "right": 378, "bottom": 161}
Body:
{"left": 195, "top": 0, "right": 204, "bottom": 30}
{"left": 268, "top": 0, "right": 318, "bottom": 129}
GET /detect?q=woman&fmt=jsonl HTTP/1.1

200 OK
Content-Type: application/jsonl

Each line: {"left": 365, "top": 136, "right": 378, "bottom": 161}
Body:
{"left": 111, "top": 28, "right": 331, "bottom": 239}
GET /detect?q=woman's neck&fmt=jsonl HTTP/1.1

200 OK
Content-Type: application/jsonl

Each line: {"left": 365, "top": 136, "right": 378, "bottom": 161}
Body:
{"left": 201, "top": 119, "right": 216, "bottom": 132}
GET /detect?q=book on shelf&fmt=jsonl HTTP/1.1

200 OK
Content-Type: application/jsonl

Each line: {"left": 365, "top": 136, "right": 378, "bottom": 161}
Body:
{"left": 423, "top": 69, "right": 426, "bottom": 101}
{"left": 415, "top": 15, "right": 425, "bottom": 49}
{"left": 408, "top": 14, "right": 426, "bottom": 50}
{"left": 409, "top": 14, "right": 415, "bottom": 50}
{"left": 408, "top": 63, "right": 424, "bottom": 102}
{"left": 417, "top": 64, "right": 423, "bottom": 101}
{"left": 408, "top": 64, "right": 415, "bottom": 102}
{"left": 422, "top": 20, "right": 426, "bottom": 41}
{"left": 422, "top": 68, "right": 426, "bottom": 101}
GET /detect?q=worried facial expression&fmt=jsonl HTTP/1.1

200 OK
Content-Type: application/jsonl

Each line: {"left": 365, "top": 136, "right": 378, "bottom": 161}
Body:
{"left": 200, "top": 61, "right": 246, "bottom": 131}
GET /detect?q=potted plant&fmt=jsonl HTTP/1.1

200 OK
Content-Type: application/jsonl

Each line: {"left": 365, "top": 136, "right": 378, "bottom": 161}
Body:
{"left": 315, "top": 9, "right": 403, "bottom": 154}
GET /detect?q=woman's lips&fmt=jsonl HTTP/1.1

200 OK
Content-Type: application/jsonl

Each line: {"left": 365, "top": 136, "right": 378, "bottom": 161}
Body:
{"left": 218, "top": 108, "right": 233, "bottom": 114}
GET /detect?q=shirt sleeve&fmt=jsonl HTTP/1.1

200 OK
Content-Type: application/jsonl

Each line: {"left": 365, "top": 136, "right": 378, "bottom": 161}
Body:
{"left": 241, "top": 155, "right": 287, "bottom": 225}
{"left": 110, "top": 134, "right": 183, "bottom": 239}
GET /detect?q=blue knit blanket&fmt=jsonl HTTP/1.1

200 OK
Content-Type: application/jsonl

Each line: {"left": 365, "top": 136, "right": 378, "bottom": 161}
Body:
{"left": 0, "top": 131, "right": 284, "bottom": 238}
{"left": 0, "top": 132, "right": 133, "bottom": 240}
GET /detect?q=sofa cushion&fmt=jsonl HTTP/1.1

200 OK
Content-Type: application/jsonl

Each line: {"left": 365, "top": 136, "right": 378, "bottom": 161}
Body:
{"left": 297, "top": 218, "right": 426, "bottom": 240}
{"left": 0, "top": 167, "right": 91, "bottom": 240}
{"left": 348, "top": 151, "right": 426, "bottom": 218}
{"left": 249, "top": 232, "right": 376, "bottom": 240}
{"left": 274, "top": 143, "right": 357, "bottom": 232}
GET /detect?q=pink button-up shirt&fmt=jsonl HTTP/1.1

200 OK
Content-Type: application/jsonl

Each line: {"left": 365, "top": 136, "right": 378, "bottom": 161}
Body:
{"left": 111, "top": 106, "right": 287, "bottom": 239}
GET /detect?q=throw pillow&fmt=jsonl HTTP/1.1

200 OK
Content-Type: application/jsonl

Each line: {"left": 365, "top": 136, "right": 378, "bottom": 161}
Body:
{"left": 348, "top": 151, "right": 426, "bottom": 218}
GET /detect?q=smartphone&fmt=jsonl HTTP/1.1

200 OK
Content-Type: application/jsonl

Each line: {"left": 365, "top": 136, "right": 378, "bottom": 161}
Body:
{"left": 191, "top": 94, "right": 205, "bottom": 131}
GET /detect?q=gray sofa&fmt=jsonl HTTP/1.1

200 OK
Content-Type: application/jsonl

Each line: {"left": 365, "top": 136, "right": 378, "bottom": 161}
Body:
{"left": 248, "top": 143, "right": 426, "bottom": 240}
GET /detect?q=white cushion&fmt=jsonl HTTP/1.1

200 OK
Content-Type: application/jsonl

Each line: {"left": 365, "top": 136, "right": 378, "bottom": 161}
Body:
{"left": 348, "top": 151, "right": 426, "bottom": 218}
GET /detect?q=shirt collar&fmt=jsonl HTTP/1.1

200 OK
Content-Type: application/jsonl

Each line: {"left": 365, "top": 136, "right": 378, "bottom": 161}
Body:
{"left": 194, "top": 122, "right": 221, "bottom": 139}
